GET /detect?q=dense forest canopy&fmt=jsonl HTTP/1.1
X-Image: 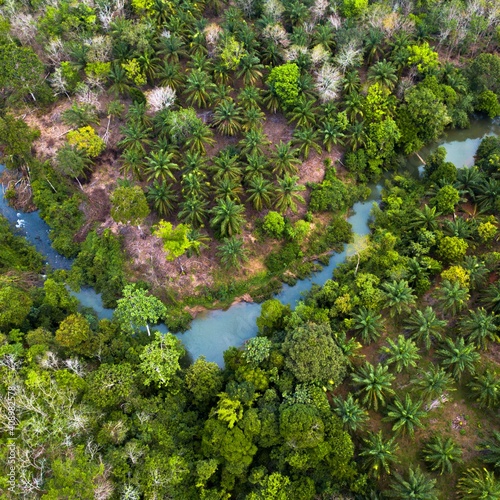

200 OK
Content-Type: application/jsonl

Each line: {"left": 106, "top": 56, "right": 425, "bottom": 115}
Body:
{"left": 1, "top": 0, "right": 500, "bottom": 497}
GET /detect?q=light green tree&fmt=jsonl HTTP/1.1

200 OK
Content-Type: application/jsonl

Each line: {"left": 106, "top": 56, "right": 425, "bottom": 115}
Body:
{"left": 139, "top": 331, "right": 185, "bottom": 388}
{"left": 115, "top": 284, "right": 167, "bottom": 335}
{"left": 153, "top": 221, "right": 199, "bottom": 261}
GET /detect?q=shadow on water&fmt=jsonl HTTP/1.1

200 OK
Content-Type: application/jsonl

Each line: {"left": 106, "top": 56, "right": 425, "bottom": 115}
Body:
{"left": 1, "top": 117, "right": 499, "bottom": 366}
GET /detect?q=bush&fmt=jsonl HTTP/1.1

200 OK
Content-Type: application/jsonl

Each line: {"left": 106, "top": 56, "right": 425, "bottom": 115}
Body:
{"left": 266, "top": 63, "right": 300, "bottom": 110}
{"left": 262, "top": 211, "right": 285, "bottom": 238}
{"left": 309, "top": 168, "right": 353, "bottom": 213}
{"left": 265, "top": 242, "right": 301, "bottom": 273}
{"left": 67, "top": 126, "right": 105, "bottom": 158}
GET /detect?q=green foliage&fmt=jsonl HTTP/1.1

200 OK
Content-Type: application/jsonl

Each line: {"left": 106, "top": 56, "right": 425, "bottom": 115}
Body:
{"left": 262, "top": 211, "right": 285, "bottom": 238}
{"left": 282, "top": 323, "right": 347, "bottom": 386}
{"left": 359, "top": 431, "right": 399, "bottom": 478}
{"left": 256, "top": 299, "right": 291, "bottom": 336}
{"left": 267, "top": 63, "right": 301, "bottom": 110}
{"left": 437, "top": 236, "right": 468, "bottom": 263}
{"left": 309, "top": 168, "right": 353, "bottom": 213}
{"left": 383, "top": 393, "right": 427, "bottom": 437}
{"left": 217, "top": 236, "right": 248, "bottom": 269}
{"left": 110, "top": 185, "right": 150, "bottom": 226}
{"left": 476, "top": 90, "right": 500, "bottom": 118}
{"left": 153, "top": 221, "right": 197, "bottom": 261}
{"left": 342, "top": 0, "right": 368, "bottom": 17}
{"left": 352, "top": 362, "right": 395, "bottom": 410}
{"left": 0, "top": 114, "right": 39, "bottom": 169}
{"left": 432, "top": 184, "right": 460, "bottom": 214}
{"left": 70, "top": 229, "right": 126, "bottom": 308}
{"left": 387, "top": 467, "right": 438, "bottom": 499}
{"left": 0, "top": 285, "right": 32, "bottom": 330}
{"left": 114, "top": 284, "right": 167, "bottom": 335}
{"left": 139, "top": 331, "right": 185, "bottom": 388}
{"left": 407, "top": 42, "right": 439, "bottom": 73}
{"left": 185, "top": 356, "right": 223, "bottom": 407}
{"left": 457, "top": 468, "right": 500, "bottom": 500}
{"left": 423, "top": 435, "right": 462, "bottom": 474}
{"left": 67, "top": 126, "right": 105, "bottom": 158}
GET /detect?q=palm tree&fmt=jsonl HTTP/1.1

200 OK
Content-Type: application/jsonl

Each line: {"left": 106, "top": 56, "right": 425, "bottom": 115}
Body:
{"left": 454, "top": 166, "right": 482, "bottom": 200}
{"left": 364, "top": 28, "right": 385, "bottom": 64}
{"left": 238, "top": 85, "right": 262, "bottom": 110}
{"left": 383, "top": 394, "right": 427, "bottom": 437}
{"left": 244, "top": 153, "right": 270, "bottom": 184}
{"left": 351, "top": 362, "right": 395, "bottom": 411}
{"left": 457, "top": 468, "right": 500, "bottom": 500}
{"left": 405, "top": 306, "right": 447, "bottom": 350}
{"left": 437, "top": 337, "right": 480, "bottom": 381}
{"left": 184, "top": 69, "right": 216, "bottom": 108}
{"left": 460, "top": 308, "right": 499, "bottom": 350}
{"left": 237, "top": 53, "right": 264, "bottom": 86}
{"left": 288, "top": 97, "right": 319, "bottom": 128}
{"left": 158, "top": 33, "right": 186, "bottom": 63}
{"left": 217, "top": 237, "right": 248, "bottom": 269}
{"left": 239, "top": 128, "right": 270, "bottom": 157}
{"left": 274, "top": 175, "right": 306, "bottom": 214}
{"left": 367, "top": 60, "right": 398, "bottom": 91}
{"left": 352, "top": 307, "right": 384, "bottom": 345}
{"left": 410, "top": 204, "right": 441, "bottom": 231}
{"left": 118, "top": 122, "right": 153, "bottom": 154}
{"left": 109, "top": 63, "right": 131, "bottom": 96}
{"left": 144, "top": 149, "right": 179, "bottom": 183}
{"left": 335, "top": 331, "right": 364, "bottom": 368}
{"left": 182, "top": 151, "right": 207, "bottom": 175}
{"left": 480, "top": 430, "right": 500, "bottom": 469}
{"left": 414, "top": 365, "right": 456, "bottom": 401}
{"left": 126, "top": 101, "right": 152, "bottom": 129}
{"left": 214, "top": 178, "right": 244, "bottom": 202}
{"left": 247, "top": 175, "right": 274, "bottom": 211}
{"left": 381, "top": 335, "right": 420, "bottom": 373}
{"left": 120, "top": 148, "right": 145, "bottom": 179}
{"left": 212, "top": 149, "right": 242, "bottom": 183}
{"left": 188, "top": 53, "right": 213, "bottom": 73}
{"left": 212, "top": 98, "right": 243, "bottom": 136}
{"left": 313, "top": 24, "right": 335, "bottom": 50}
{"left": 387, "top": 467, "right": 438, "bottom": 500}
{"left": 469, "top": 370, "right": 500, "bottom": 409}
{"left": 62, "top": 103, "right": 99, "bottom": 128}
{"left": 463, "top": 255, "right": 489, "bottom": 290}
{"left": 382, "top": 280, "right": 417, "bottom": 318}
{"left": 344, "top": 91, "right": 364, "bottom": 122}
{"left": 347, "top": 121, "right": 367, "bottom": 152}
{"left": 481, "top": 282, "right": 500, "bottom": 314}
{"left": 292, "top": 127, "right": 322, "bottom": 160}
{"left": 210, "top": 198, "right": 246, "bottom": 238}
{"left": 359, "top": 431, "right": 399, "bottom": 478}
{"left": 211, "top": 84, "right": 233, "bottom": 106}
{"left": 442, "top": 218, "right": 474, "bottom": 241}
{"left": 138, "top": 50, "right": 161, "bottom": 82}
{"left": 476, "top": 178, "right": 500, "bottom": 213}
{"left": 342, "top": 70, "right": 361, "bottom": 95}
{"left": 241, "top": 107, "right": 266, "bottom": 132}
{"left": 212, "top": 59, "right": 231, "bottom": 86}
{"left": 435, "top": 280, "right": 470, "bottom": 317}
{"left": 158, "top": 61, "right": 185, "bottom": 91}
{"left": 320, "top": 120, "right": 345, "bottom": 152}
{"left": 271, "top": 141, "right": 301, "bottom": 177}
{"left": 181, "top": 170, "right": 209, "bottom": 199}
{"left": 423, "top": 435, "right": 462, "bottom": 475}
{"left": 186, "top": 121, "right": 215, "bottom": 155}
{"left": 147, "top": 180, "right": 177, "bottom": 216}
{"left": 178, "top": 196, "right": 209, "bottom": 227}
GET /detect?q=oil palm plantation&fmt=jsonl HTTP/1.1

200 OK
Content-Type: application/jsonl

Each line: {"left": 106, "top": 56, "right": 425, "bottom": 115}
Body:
{"left": 359, "top": 431, "right": 399, "bottom": 479}
{"left": 144, "top": 149, "right": 179, "bottom": 183}
{"left": 459, "top": 308, "right": 499, "bottom": 350}
{"left": 238, "top": 85, "right": 262, "bottom": 110}
{"left": 288, "top": 97, "right": 319, "bottom": 128}
{"left": 457, "top": 468, "right": 500, "bottom": 500}
{"left": 147, "top": 181, "right": 177, "bottom": 216}
{"left": 405, "top": 306, "right": 447, "bottom": 350}
{"left": 214, "top": 178, "right": 244, "bottom": 202}
{"left": 292, "top": 127, "right": 322, "bottom": 160}
{"left": 414, "top": 364, "right": 456, "bottom": 401}
{"left": 239, "top": 128, "right": 270, "bottom": 157}
{"left": 435, "top": 280, "right": 470, "bottom": 317}
{"left": 468, "top": 370, "right": 500, "bottom": 409}
{"left": 271, "top": 141, "right": 301, "bottom": 177}
{"left": 437, "top": 337, "right": 480, "bottom": 381}
{"left": 320, "top": 120, "right": 346, "bottom": 152}
{"left": 387, "top": 467, "right": 438, "bottom": 500}
{"left": 244, "top": 153, "right": 270, "bottom": 183}
{"left": 118, "top": 122, "right": 153, "bottom": 155}
{"left": 480, "top": 430, "right": 500, "bottom": 469}
{"left": 212, "top": 98, "right": 243, "bottom": 136}
{"left": 212, "top": 149, "right": 242, "bottom": 183}
{"left": 241, "top": 107, "right": 266, "bottom": 132}
{"left": 158, "top": 61, "right": 185, "bottom": 91}
{"left": 382, "top": 279, "right": 417, "bottom": 318}
{"left": 481, "top": 282, "right": 500, "bottom": 314}
{"left": 352, "top": 307, "right": 384, "bottom": 345}
{"left": 410, "top": 204, "right": 441, "bottom": 231}
{"left": 247, "top": 175, "right": 274, "bottom": 211}
{"left": 184, "top": 69, "right": 216, "bottom": 108}
{"left": 423, "top": 435, "right": 462, "bottom": 474}
{"left": 210, "top": 198, "right": 246, "bottom": 238}
{"left": 178, "top": 196, "right": 209, "bottom": 227}
{"left": 351, "top": 362, "right": 395, "bottom": 411}
{"left": 185, "top": 121, "right": 215, "bottom": 154}
{"left": 237, "top": 53, "right": 264, "bottom": 85}
{"left": 383, "top": 394, "right": 427, "bottom": 437}
{"left": 274, "top": 175, "right": 306, "bottom": 214}
{"left": 381, "top": 335, "right": 420, "bottom": 373}
{"left": 217, "top": 237, "right": 248, "bottom": 269}
{"left": 367, "top": 60, "right": 398, "bottom": 91}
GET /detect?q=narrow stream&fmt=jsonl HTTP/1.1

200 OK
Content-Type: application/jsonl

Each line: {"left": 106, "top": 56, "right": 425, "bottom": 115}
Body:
{"left": 2, "top": 117, "right": 499, "bottom": 366}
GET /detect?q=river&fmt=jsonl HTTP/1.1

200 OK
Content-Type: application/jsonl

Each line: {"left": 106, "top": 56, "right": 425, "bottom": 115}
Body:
{"left": 2, "top": 117, "right": 499, "bottom": 366}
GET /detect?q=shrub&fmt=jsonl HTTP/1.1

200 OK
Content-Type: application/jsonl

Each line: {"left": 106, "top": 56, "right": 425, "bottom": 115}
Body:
{"left": 262, "top": 211, "right": 285, "bottom": 238}
{"left": 266, "top": 63, "right": 300, "bottom": 110}
{"left": 67, "top": 126, "right": 105, "bottom": 158}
